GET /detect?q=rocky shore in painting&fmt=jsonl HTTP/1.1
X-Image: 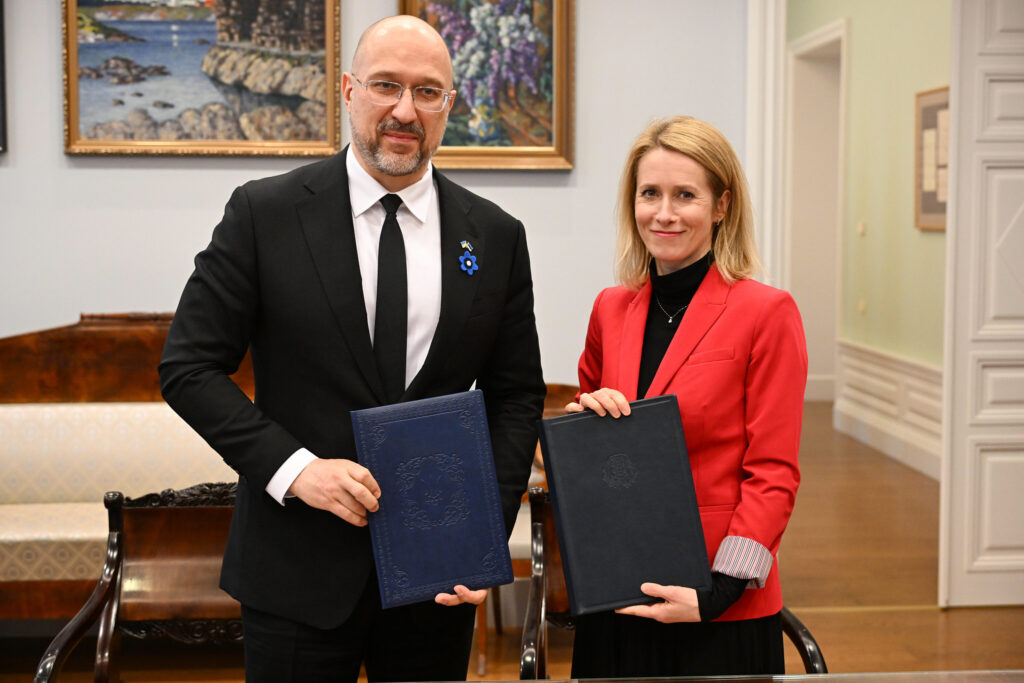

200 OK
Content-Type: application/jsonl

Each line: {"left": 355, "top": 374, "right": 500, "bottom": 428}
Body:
{"left": 80, "top": 57, "right": 169, "bottom": 86}
{"left": 201, "top": 45, "right": 326, "bottom": 104}
{"left": 86, "top": 100, "right": 325, "bottom": 142}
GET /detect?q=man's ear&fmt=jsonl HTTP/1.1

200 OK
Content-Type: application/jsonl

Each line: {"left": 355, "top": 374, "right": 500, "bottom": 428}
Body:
{"left": 342, "top": 72, "right": 354, "bottom": 111}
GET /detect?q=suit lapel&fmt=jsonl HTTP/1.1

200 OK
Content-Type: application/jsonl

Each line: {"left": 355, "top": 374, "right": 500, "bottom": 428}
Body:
{"left": 404, "top": 170, "right": 482, "bottom": 398}
{"left": 296, "top": 149, "right": 387, "bottom": 404}
{"left": 645, "top": 265, "right": 730, "bottom": 397}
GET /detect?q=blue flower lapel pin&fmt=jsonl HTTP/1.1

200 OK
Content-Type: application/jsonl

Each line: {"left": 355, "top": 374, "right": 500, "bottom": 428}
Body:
{"left": 459, "top": 240, "right": 478, "bottom": 275}
{"left": 460, "top": 250, "right": 479, "bottom": 276}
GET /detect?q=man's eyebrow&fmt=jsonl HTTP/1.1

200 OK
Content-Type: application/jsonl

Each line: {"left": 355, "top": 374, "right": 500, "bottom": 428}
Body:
{"left": 367, "top": 71, "right": 448, "bottom": 88}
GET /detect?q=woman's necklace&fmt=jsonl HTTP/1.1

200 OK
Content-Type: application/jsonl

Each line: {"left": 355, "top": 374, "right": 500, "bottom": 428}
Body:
{"left": 655, "top": 296, "right": 688, "bottom": 324}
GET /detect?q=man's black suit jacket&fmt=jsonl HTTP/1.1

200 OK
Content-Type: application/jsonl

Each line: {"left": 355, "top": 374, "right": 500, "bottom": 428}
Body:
{"left": 159, "top": 150, "right": 545, "bottom": 629}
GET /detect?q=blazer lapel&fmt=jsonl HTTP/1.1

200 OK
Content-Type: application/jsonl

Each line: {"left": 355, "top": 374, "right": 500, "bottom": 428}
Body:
{"left": 296, "top": 149, "right": 387, "bottom": 404}
{"left": 404, "top": 170, "right": 482, "bottom": 398}
{"left": 618, "top": 284, "right": 652, "bottom": 401}
{"left": 645, "top": 265, "right": 730, "bottom": 398}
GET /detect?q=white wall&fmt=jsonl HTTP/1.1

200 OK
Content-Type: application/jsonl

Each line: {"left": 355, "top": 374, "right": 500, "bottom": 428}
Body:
{"left": 0, "top": 0, "right": 748, "bottom": 385}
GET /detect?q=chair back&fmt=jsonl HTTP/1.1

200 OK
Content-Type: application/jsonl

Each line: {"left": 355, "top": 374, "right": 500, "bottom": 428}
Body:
{"left": 117, "top": 484, "right": 239, "bottom": 624}
{"left": 34, "top": 482, "right": 241, "bottom": 683}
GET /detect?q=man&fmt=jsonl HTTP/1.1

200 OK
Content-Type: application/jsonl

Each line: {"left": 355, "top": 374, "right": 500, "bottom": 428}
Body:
{"left": 159, "top": 15, "right": 545, "bottom": 682}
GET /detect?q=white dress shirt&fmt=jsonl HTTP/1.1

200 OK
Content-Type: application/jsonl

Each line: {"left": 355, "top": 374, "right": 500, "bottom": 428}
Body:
{"left": 265, "top": 149, "right": 443, "bottom": 504}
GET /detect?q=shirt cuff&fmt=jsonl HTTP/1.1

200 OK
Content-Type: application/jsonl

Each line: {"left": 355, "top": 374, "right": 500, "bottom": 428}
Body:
{"left": 711, "top": 535, "right": 774, "bottom": 588}
{"left": 265, "top": 448, "right": 317, "bottom": 505}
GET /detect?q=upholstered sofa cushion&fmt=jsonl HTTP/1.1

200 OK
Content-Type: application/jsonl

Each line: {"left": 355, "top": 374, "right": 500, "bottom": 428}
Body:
{"left": 0, "top": 403, "right": 236, "bottom": 505}
{"left": 0, "top": 503, "right": 107, "bottom": 581}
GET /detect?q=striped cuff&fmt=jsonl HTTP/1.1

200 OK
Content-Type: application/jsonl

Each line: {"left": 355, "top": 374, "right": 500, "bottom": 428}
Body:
{"left": 712, "top": 535, "right": 774, "bottom": 588}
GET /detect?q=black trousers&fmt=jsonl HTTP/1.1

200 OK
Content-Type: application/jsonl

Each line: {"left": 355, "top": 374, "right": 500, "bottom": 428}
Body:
{"left": 241, "top": 574, "right": 477, "bottom": 683}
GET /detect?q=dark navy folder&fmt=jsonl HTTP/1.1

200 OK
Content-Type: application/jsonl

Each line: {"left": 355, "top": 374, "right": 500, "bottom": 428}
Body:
{"left": 537, "top": 394, "right": 711, "bottom": 615}
{"left": 350, "top": 390, "right": 513, "bottom": 609}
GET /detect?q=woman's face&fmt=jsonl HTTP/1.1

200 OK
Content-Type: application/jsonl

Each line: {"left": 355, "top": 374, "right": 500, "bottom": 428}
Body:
{"left": 634, "top": 147, "right": 730, "bottom": 276}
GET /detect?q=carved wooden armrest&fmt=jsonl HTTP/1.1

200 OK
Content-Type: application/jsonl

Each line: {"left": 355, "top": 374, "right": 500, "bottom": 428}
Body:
{"left": 34, "top": 530, "right": 122, "bottom": 683}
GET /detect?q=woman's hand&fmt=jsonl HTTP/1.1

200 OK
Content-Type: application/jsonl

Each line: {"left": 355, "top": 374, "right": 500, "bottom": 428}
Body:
{"left": 565, "top": 387, "right": 631, "bottom": 418}
{"left": 614, "top": 583, "right": 700, "bottom": 623}
{"left": 435, "top": 585, "right": 488, "bottom": 606}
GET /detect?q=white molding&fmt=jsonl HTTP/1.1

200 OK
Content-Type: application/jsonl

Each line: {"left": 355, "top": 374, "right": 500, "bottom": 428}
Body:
{"left": 805, "top": 375, "right": 835, "bottom": 402}
{"left": 745, "top": 0, "right": 786, "bottom": 285}
{"left": 834, "top": 340, "right": 943, "bottom": 480}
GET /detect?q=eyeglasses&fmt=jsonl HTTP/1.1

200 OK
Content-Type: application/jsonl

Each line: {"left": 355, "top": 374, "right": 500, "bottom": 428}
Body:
{"left": 353, "top": 77, "right": 454, "bottom": 113}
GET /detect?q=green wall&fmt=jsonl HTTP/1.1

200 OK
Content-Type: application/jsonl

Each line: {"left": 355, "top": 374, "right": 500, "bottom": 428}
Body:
{"left": 788, "top": 0, "right": 950, "bottom": 368}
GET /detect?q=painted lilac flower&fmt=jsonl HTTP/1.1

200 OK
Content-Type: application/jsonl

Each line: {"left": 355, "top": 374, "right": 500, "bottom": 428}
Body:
{"left": 428, "top": 0, "right": 549, "bottom": 111}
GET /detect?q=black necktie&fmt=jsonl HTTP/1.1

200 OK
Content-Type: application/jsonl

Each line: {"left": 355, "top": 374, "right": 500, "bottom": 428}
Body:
{"left": 374, "top": 194, "right": 406, "bottom": 403}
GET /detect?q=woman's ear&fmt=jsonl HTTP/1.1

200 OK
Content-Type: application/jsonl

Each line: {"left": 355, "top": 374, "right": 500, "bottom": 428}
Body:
{"left": 715, "top": 189, "right": 732, "bottom": 224}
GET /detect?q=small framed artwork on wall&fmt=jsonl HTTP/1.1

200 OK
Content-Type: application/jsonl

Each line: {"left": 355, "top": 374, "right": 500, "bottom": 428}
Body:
{"left": 62, "top": 0, "right": 341, "bottom": 157}
{"left": 914, "top": 86, "right": 950, "bottom": 231}
{"left": 400, "top": 0, "right": 574, "bottom": 170}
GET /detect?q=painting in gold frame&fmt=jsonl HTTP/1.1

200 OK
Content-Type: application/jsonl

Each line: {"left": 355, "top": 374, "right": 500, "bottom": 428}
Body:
{"left": 399, "top": 0, "right": 574, "bottom": 170}
{"left": 914, "top": 86, "right": 949, "bottom": 231}
{"left": 62, "top": 0, "right": 340, "bottom": 157}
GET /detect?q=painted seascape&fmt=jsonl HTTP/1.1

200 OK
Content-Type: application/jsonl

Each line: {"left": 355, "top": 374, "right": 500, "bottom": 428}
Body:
{"left": 75, "top": 0, "right": 328, "bottom": 142}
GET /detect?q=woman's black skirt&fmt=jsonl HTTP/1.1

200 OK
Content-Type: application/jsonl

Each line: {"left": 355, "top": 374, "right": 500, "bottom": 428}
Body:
{"left": 570, "top": 610, "right": 784, "bottom": 679}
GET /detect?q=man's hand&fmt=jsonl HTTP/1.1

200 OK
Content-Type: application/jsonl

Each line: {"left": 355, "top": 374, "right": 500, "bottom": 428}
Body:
{"left": 614, "top": 583, "right": 700, "bottom": 623}
{"left": 435, "top": 585, "right": 488, "bottom": 607}
{"left": 565, "top": 387, "right": 632, "bottom": 418}
{"left": 289, "top": 459, "right": 381, "bottom": 526}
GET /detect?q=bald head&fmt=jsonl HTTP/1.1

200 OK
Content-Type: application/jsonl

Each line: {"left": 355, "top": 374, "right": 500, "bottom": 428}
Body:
{"left": 351, "top": 15, "right": 454, "bottom": 88}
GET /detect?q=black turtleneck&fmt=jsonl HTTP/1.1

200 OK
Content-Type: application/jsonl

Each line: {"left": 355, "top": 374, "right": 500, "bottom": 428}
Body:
{"left": 636, "top": 252, "right": 712, "bottom": 399}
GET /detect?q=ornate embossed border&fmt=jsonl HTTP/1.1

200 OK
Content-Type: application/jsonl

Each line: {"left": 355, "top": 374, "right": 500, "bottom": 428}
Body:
{"left": 62, "top": 0, "right": 340, "bottom": 157}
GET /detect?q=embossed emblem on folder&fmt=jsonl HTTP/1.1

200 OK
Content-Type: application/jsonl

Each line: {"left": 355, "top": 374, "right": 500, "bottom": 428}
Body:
{"left": 602, "top": 453, "right": 638, "bottom": 489}
{"left": 397, "top": 453, "right": 470, "bottom": 529}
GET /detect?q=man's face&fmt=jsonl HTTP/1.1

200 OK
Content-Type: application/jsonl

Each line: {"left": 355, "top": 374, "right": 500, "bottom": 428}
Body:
{"left": 343, "top": 21, "right": 455, "bottom": 188}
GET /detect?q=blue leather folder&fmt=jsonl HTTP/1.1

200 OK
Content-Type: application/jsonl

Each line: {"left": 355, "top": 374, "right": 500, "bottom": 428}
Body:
{"left": 538, "top": 394, "right": 712, "bottom": 615}
{"left": 351, "top": 390, "right": 513, "bottom": 609}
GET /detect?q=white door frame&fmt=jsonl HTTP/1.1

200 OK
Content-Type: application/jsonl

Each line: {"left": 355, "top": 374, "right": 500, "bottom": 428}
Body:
{"left": 745, "top": 0, "right": 786, "bottom": 286}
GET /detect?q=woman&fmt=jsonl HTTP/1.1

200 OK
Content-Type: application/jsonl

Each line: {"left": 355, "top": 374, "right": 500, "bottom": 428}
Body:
{"left": 566, "top": 116, "right": 807, "bottom": 677}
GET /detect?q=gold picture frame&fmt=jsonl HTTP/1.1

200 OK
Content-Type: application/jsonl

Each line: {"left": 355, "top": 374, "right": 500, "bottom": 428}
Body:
{"left": 62, "top": 0, "right": 340, "bottom": 157}
{"left": 914, "top": 86, "right": 949, "bottom": 231}
{"left": 399, "top": 0, "right": 574, "bottom": 170}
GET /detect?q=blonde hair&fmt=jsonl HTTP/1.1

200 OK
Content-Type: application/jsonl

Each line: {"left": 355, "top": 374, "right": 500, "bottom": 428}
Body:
{"left": 615, "top": 116, "right": 762, "bottom": 289}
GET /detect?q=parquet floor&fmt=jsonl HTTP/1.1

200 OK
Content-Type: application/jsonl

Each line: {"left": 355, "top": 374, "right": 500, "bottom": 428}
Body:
{"left": 3, "top": 402, "right": 1022, "bottom": 681}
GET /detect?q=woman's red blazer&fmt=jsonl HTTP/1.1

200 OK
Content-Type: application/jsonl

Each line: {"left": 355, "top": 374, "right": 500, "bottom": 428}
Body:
{"left": 577, "top": 264, "right": 808, "bottom": 621}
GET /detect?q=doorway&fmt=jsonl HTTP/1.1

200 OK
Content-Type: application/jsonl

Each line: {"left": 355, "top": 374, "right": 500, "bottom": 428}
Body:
{"left": 784, "top": 21, "right": 846, "bottom": 401}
